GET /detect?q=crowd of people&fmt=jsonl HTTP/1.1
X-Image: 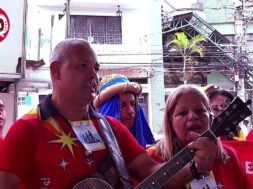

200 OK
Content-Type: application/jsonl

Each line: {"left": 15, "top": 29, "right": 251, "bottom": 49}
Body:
{"left": 0, "top": 38, "right": 252, "bottom": 188}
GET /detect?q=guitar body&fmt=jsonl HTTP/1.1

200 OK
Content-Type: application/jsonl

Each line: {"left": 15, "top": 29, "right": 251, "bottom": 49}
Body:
{"left": 73, "top": 178, "right": 113, "bottom": 189}
{"left": 73, "top": 156, "right": 122, "bottom": 189}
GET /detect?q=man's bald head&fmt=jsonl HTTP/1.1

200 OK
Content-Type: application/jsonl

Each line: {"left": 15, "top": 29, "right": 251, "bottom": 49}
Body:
{"left": 49, "top": 38, "right": 100, "bottom": 105}
{"left": 51, "top": 38, "right": 93, "bottom": 64}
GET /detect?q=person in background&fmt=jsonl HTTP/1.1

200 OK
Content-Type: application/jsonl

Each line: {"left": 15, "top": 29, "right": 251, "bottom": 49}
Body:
{"left": 93, "top": 74, "right": 155, "bottom": 148}
{"left": 0, "top": 39, "right": 217, "bottom": 189}
{"left": 147, "top": 84, "right": 250, "bottom": 189}
{"left": 0, "top": 98, "right": 6, "bottom": 142}
{"left": 203, "top": 84, "right": 246, "bottom": 140}
{"left": 204, "top": 85, "right": 253, "bottom": 187}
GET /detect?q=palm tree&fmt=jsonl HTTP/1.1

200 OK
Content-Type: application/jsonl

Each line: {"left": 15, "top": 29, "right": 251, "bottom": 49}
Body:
{"left": 167, "top": 32, "right": 206, "bottom": 84}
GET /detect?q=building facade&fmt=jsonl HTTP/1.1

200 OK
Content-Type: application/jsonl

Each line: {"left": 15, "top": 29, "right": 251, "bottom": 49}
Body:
{"left": 17, "top": 0, "right": 165, "bottom": 138}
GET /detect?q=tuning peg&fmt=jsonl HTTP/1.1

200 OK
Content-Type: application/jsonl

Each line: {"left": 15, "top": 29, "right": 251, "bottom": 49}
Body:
{"left": 243, "top": 120, "right": 249, "bottom": 125}
{"left": 228, "top": 132, "right": 235, "bottom": 139}
{"left": 245, "top": 99, "right": 252, "bottom": 106}
{"left": 236, "top": 125, "right": 241, "bottom": 131}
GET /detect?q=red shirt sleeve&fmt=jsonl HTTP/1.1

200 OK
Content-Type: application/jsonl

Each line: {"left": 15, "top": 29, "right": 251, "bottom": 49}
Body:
{"left": 0, "top": 119, "right": 37, "bottom": 182}
{"left": 212, "top": 142, "right": 251, "bottom": 189}
{"left": 223, "top": 141, "right": 253, "bottom": 189}
{"left": 105, "top": 116, "right": 145, "bottom": 165}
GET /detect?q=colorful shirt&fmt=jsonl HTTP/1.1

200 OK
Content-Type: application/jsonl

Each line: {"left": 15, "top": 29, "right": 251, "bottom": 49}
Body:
{"left": 146, "top": 143, "right": 250, "bottom": 189}
{"left": 0, "top": 95, "right": 145, "bottom": 189}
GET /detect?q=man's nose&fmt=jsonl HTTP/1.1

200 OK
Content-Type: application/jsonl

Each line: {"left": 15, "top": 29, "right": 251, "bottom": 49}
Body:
{"left": 126, "top": 104, "right": 135, "bottom": 114}
{"left": 89, "top": 71, "right": 99, "bottom": 84}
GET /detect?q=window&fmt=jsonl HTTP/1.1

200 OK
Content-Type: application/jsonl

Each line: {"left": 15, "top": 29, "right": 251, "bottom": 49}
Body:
{"left": 18, "top": 96, "right": 26, "bottom": 106}
{"left": 69, "top": 15, "right": 122, "bottom": 44}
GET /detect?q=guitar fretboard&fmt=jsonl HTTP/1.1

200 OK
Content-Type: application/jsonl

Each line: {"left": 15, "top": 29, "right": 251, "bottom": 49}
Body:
{"left": 135, "top": 129, "right": 217, "bottom": 189}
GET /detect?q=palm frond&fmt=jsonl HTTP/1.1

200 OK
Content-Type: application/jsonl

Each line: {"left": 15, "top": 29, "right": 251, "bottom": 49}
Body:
{"left": 166, "top": 32, "right": 206, "bottom": 83}
{"left": 189, "top": 46, "right": 204, "bottom": 57}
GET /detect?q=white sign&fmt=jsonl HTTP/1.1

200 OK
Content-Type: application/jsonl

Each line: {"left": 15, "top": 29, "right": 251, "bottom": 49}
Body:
{"left": 0, "top": 0, "right": 25, "bottom": 74}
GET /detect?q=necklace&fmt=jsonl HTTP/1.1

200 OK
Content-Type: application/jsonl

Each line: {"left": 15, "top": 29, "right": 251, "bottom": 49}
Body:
{"left": 85, "top": 150, "right": 94, "bottom": 167}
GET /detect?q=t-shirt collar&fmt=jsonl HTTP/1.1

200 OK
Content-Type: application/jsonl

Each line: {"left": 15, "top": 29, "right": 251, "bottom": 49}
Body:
{"left": 38, "top": 94, "right": 102, "bottom": 120}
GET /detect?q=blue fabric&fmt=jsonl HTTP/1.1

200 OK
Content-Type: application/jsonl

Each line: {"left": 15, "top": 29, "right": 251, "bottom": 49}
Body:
{"left": 98, "top": 94, "right": 155, "bottom": 148}
{"left": 99, "top": 77, "right": 129, "bottom": 92}
{"left": 99, "top": 95, "right": 121, "bottom": 120}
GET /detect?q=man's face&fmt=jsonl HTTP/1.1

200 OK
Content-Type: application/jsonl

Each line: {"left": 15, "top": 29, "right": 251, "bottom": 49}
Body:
{"left": 0, "top": 100, "right": 6, "bottom": 129}
{"left": 54, "top": 42, "right": 100, "bottom": 105}
{"left": 209, "top": 94, "right": 230, "bottom": 117}
{"left": 119, "top": 93, "right": 136, "bottom": 129}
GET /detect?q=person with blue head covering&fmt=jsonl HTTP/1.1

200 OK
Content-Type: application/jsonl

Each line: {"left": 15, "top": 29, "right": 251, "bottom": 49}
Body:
{"left": 94, "top": 74, "right": 155, "bottom": 148}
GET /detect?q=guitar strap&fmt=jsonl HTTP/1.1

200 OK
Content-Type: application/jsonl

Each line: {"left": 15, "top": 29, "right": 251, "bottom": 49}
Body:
{"left": 98, "top": 115, "right": 134, "bottom": 189}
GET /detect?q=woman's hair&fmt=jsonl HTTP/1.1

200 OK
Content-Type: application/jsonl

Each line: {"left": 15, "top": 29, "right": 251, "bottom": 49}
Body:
{"left": 156, "top": 84, "right": 221, "bottom": 161}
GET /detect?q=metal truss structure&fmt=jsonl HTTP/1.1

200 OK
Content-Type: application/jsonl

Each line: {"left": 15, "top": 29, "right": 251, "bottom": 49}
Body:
{"left": 162, "top": 11, "right": 253, "bottom": 89}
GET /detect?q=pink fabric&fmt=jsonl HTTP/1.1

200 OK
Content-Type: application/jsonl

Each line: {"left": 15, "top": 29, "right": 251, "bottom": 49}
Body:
{"left": 223, "top": 140, "right": 253, "bottom": 189}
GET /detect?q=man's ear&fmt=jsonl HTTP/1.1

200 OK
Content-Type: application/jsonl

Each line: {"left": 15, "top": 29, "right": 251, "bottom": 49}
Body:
{"left": 50, "top": 61, "right": 61, "bottom": 80}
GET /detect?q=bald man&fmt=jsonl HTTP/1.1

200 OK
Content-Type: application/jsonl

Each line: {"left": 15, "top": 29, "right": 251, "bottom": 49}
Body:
{"left": 0, "top": 38, "right": 217, "bottom": 189}
{"left": 0, "top": 99, "right": 6, "bottom": 140}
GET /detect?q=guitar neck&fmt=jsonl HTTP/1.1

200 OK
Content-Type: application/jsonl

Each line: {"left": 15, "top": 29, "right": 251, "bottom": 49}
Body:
{"left": 135, "top": 130, "right": 217, "bottom": 189}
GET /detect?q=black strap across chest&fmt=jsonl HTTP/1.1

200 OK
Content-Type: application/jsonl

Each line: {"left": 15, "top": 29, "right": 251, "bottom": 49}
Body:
{"left": 98, "top": 115, "right": 133, "bottom": 189}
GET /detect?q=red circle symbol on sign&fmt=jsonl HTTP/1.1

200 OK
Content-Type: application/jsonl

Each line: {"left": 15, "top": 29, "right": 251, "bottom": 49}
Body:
{"left": 0, "top": 8, "right": 10, "bottom": 43}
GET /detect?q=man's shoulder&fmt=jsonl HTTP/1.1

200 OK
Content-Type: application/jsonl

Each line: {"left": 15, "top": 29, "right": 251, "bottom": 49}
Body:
{"left": 18, "top": 108, "right": 40, "bottom": 123}
{"left": 8, "top": 108, "right": 40, "bottom": 130}
{"left": 99, "top": 115, "right": 130, "bottom": 135}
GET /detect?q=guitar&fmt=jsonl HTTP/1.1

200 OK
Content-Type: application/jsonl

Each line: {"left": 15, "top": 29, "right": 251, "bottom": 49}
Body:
{"left": 73, "top": 97, "right": 252, "bottom": 189}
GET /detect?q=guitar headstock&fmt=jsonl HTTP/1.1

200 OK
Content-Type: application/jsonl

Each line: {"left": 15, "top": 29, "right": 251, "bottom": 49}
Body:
{"left": 210, "top": 97, "right": 252, "bottom": 138}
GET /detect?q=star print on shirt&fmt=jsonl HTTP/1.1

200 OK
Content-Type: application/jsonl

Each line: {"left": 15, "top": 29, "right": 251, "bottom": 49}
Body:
{"left": 59, "top": 159, "right": 69, "bottom": 170}
{"left": 49, "top": 131, "right": 78, "bottom": 156}
{"left": 217, "top": 182, "right": 224, "bottom": 189}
